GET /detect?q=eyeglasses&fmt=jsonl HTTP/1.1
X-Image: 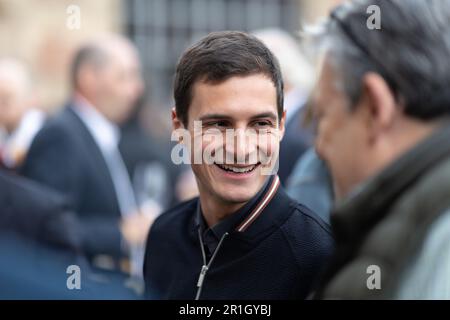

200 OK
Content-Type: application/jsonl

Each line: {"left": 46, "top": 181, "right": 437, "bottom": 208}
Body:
{"left": 329, "top": 5, "right": 398, "bottom": 95}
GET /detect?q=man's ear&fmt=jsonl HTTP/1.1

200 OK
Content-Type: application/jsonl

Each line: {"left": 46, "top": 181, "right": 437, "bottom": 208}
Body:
{"left": 360, "top": 72, "right": 397, "bottom": 141}
{"left": 172, "top": 107, "right": 185, "bottom": 143}
{"left": 77, "top": 64, "right": 97, "bottom": 94}
{"left": 172, "top": 108, "right": 184, "bottom": 130}
{"left": 278, "top": 110, "right": 287, "bottom": 141}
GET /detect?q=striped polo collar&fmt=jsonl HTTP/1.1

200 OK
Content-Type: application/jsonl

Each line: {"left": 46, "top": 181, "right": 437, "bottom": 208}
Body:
{"left": 235, "top": 175, "right": 280, "bottom": 232}
{"left": 194, "top": 175, "right": 281, "bottom": 237}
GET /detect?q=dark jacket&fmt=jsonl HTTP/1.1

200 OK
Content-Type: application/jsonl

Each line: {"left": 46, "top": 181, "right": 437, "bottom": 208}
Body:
{"left": 21, "top": 105, "right": 123, "bottom": 259}
{"left": 315, "top": 124, "right": 450, "bottom": 299}
{"left": 0, "top": 170, "right": 143, "bottom": 299}
{"left": 0, "top": 169, "right": 81, "bottom": 252}
{"left": 144, "top": 176, "right": 334, "bottom": 300}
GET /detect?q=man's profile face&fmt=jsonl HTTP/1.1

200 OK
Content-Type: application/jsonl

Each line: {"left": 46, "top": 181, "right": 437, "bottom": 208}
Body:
{"left": 184, "top": 73, "right": 285, "bottom": 206}
{"left": 313, "top": 57, "right": 370, "bottom": 199}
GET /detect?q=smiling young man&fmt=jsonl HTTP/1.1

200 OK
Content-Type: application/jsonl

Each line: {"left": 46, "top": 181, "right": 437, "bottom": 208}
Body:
{"left": 143, "top": 31, "right": 333, "bottom": 300}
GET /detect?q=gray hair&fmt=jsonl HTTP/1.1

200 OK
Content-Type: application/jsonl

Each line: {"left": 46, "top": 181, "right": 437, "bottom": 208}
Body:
{"left": 306, "top": 0, "right": 450, "bottom": 120}
{"left": 70, "top": 34, "right": 138, "bottom": 90}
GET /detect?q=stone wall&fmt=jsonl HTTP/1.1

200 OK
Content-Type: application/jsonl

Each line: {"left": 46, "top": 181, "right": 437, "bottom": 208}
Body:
{"left": 0, "top": 0, "right": 121, "bottom": 111}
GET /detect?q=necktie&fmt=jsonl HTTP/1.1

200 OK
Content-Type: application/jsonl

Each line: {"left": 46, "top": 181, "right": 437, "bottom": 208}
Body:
{"left": 103, "top": 147, "right": 147, "bottom": 279}
{"left": 104, "top": 147, "right": 137, "bottom": 216}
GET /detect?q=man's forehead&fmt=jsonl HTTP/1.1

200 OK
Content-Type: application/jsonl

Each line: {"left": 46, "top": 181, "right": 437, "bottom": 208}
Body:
{"left": 310, "top": 74, "right": 324, "bottom": 112}
{"left": 310, "top": 58, "right": 339, "bottom": 114}
{"left": 193, "top": 74, "right": 274, "bottom": 92}
{"left": 190, "top": 75, "right": 277, "bottom": 109}
{"left": 316, "top": 57, "right": 338, "bottom": 92}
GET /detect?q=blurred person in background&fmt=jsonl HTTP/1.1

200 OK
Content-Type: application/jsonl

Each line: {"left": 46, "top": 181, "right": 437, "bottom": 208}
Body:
{"left": 309, "top": 0, "right": 450, "bottom": 299}
{"left": 0, "top": 169, "right": 141, "bottom": 299}
{"left": 286, "top": 148, "right": 333, "bottom": 223}
{"left": 21, "top": 34, "right": 153, "bottom": 279}
{"left": 0, "top": 57, "right": 45, "bottom": 170}
{"left": 254, "top": 29, "right": 333, "bottom": 223}
{"left": 253, "top": 28, "right": 315, "bottom": 185}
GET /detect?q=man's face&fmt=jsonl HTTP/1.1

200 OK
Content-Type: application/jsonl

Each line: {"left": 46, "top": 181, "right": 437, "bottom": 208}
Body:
{"left": 313, "top": 58, "right": 370, "bottom": 199}
{"left": 95, "top": 46, "right": 144, "bottom": 124}
{"left": 180, "top": 74, "right": 285, "bottom": 206}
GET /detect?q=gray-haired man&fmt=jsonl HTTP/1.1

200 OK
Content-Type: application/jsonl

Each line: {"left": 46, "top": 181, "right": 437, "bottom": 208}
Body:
{"left": 310, "top": 0, "right": 450, "bottom": 299}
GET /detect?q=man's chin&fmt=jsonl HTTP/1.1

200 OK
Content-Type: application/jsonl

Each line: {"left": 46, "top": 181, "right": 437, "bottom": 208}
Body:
{"left": 215, "top": 185, "right": 259, "bottom": 204}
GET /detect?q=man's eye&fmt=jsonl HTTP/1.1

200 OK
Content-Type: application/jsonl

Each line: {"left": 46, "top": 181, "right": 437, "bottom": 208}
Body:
{"left": 205, "top": 120, "right": 229, "bottom": 128}
{"left": 253, "top": 121, "right": 272, "bottom": 127}
{"left": 213, "top": 121, "right": 228, "bottom": 128}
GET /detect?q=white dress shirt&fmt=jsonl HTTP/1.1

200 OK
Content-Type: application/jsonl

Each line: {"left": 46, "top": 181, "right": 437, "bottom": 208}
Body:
{"left": 284, "top": 87, "right": 307, "bottom": 124}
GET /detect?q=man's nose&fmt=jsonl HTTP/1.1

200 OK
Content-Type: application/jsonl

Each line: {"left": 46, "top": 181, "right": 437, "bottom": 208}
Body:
{"left": 226, "top": 129, "right": 258, "bottom": 163}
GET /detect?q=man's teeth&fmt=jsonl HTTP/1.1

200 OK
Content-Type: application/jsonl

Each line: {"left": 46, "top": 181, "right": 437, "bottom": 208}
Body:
{"left": 216, "top": 163, "right": 257, "bottom": 173}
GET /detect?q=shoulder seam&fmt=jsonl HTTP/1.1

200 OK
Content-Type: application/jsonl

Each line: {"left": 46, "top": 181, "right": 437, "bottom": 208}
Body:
{"left": 292, "top": 203, "right": 333, "bottom": 237}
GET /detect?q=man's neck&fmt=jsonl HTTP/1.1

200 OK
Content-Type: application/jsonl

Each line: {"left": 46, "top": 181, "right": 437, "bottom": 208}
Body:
{"left": 198, "top": 192, "right": 247, "bottom": 228}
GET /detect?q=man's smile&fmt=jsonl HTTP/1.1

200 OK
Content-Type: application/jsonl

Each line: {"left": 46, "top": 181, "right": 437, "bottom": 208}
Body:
{"left": 214, "top": 162, "right": 261, "bottom": 174}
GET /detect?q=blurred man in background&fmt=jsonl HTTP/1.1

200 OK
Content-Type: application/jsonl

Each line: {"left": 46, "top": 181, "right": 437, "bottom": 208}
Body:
{"left": 253, "top": 29, "right": 334, "bottom": 222}
{"left": 310, "top": 0, "right": 450, "bottom": 299}
{"left": 0, "top": 58, "right": 45, "bottom": 170}
{"left": 254, "top": 29, "right": 315, "bottom": 185}
{"left": 21, "top": 34, "right": 152, "bottom": 278}
{"left": 286, "top": 148, "right": 333, "bottom": 223}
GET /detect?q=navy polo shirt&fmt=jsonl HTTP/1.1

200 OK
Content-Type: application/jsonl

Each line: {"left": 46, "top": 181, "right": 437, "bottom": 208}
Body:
{"left": 144, "top": 175, "right": 334, "bottom": 300}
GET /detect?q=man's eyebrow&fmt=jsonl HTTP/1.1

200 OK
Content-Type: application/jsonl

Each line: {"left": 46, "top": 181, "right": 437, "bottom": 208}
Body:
{"left": 249, "top": 112, "right": 278, "bottom": 121}
{"left": 198, "top": 114, "right": 234, "bottom": 121}
{"left": 197, "top": 111, "right": 278, "bottom": 122}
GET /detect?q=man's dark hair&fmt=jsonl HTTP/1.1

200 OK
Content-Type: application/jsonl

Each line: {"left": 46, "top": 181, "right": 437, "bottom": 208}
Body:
{"left": 174, "top": 31, "right": 284, "bottom": 126}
